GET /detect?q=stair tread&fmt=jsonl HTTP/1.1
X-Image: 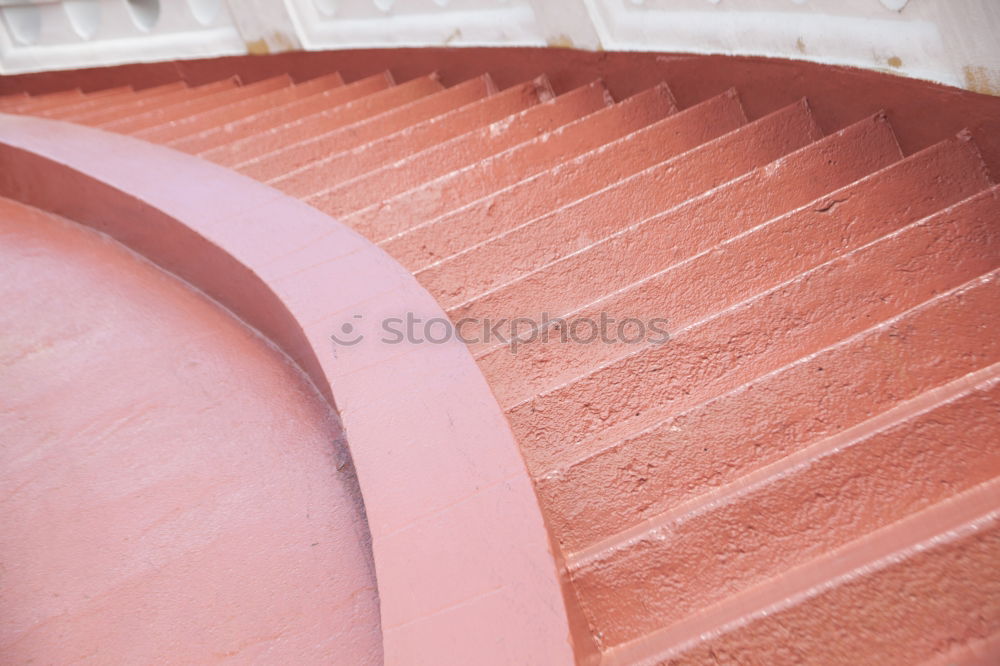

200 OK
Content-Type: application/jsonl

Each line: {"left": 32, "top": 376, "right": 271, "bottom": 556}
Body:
{"left": 307, "top": 80, "right": 614, "bottom": 218}
{"left": 575, "top": 357, "right": 1000, "bottom": 647}
{"left": 473, "top": 131, "right": 984, "bottom": 411}
{"left": 102, "top": 75, "right": 293, "bottom": 134}
{"left": 460, "top": 112, "right": 906, "bottom": 361}
{"left": 381, "top": 88, "right": 747, "bottom": 272}
{"left": 603, "top": 472, "right": 1000, "bottom": 665}
{"left": 69, "top": 78, "right": 237, "bottom": 127}
{"left": 249, "top": 73, "right": 503, "bottom": 185}
{"left": 137, "top": 73, "right": 345, "bottom": 144}
{"left": 211, "top": 73, "right": 443, "bottom": 168}
{"left": 53, "top": 81, "right": 187, "bottom": 122}
{"left": 181, "top": 72, "right": 394, "bottom": 157}
{"left": 506, "top": 184, "right": 1000, "bottom": 475}
{"left": 33, "top": 86, "right": 133, "bottom": 118}
{"left": 262, "top": 75, "right": 547, "bottom": 192}
{"left": 542, "top": 199, "right": 1000, "bottom": 553}
{"left": 5, "top": 89, "right": 84, "bottom": 113}
{"left": 415, "top": 99, "right": 822, "bottom": 312}
{"left": 341, "top": 82, "right": 677, "bottom": 241}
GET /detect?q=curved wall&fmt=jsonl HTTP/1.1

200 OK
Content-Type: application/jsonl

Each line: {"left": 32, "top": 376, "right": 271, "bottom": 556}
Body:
{"left": 0, "top": 195, "right": 382, "bottom": 664}
{"left": 0, "top": 111, "right": 581, "bottom": 665}
{"left": 1, "top": 1, "right": 998, "bottom": 96}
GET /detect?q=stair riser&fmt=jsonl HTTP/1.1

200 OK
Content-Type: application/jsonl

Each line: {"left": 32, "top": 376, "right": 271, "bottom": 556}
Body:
{"left": 417, "top": 100, "right": 822, "bottom": 311}
{"left": 543, "top": 203, "right": 1000, "bottom": 552}
{"left": 574, "top": 360, "right": 1000, "bottom": 646}
{"left": 219, "top": 75, "right": 443, "bottom": 168}
{"left": 34, "top": 86, "right": 134, "bottom": 118}
{"left": 59, "top": 83, "right": 204, "bottom": 124}
{"left": 141, "top": 73, "right": 345, "bottom": 144}
{"left": 508, "top": 190, "right": 1000, "bottom": 475}
{"left": 476, "top": 136, "right": 984, "bottom": 408}
{"left": 257, "top": 75, "right": 500, "bottom": 188}
{"left": 68, "top": 79, "right": 237, "bottom": 126}
{"left": 611, "top": 500, "right": 1000, "bottom": 666}
{"left": 381, "top": 90, "right": 747, "bottom": 271}
{"left": 44, "top": 83, "right": 184, "bottom": 120}
{"left": 348, "top": 84, "right": 677, "bottom": 241}
{"left": 5, "top": 89, "right": 84, "bottom": 113}
{"left": 182, "top": 73, "right": 394, "bottom": 157}
{"left": 310, "top": 81, "right": 613, "bottom": 218}
{"left": 102, "top": 76, "right": 292, "bottom": 134}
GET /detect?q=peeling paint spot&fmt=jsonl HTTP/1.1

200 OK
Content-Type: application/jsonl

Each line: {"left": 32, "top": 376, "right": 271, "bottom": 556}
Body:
{"left": 246, "top": 38, "right": 269, "bottom": 56}
{"left": 246, "top": 31, "right": 297, "bottom": 56}
{"left": 964, "top": 65, "right": 1000, "bottom": 97}
{"left": 547, "top": 34, "right": 575, "bottom": 49}
{"left": 887, "top": 55, "right": 903, "bottom": 69}
{"left": 795, "top": 37, "right": 806, "bottom": 54}
{"left": 443, "top": 27, "right": 461, "bottom": 45}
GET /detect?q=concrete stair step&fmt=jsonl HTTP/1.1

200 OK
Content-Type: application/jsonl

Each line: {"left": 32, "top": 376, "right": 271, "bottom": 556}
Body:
{"left": 136, "top": 73, "right": 346, "bottom": 144}
{"left": 182, "top": 72, "right": 394, "bottom": 157}
{"left": 381, "top": 88, "right": 747, "bottom": 272}
{"left": 207, "top": 73, "right": 443, "bottom": 168}
{"left": 308, "top": 80, "right": 615, "bottom": 218}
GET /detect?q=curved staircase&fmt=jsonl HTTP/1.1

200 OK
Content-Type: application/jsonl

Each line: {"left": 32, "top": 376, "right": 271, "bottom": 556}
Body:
{"left": 4, "top": 61, "right": 999, "bottom": 665}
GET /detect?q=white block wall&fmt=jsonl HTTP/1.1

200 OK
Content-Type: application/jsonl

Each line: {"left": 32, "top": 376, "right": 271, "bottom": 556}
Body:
{"left": 2, "top": 0, "right": 997, "bottom": 96}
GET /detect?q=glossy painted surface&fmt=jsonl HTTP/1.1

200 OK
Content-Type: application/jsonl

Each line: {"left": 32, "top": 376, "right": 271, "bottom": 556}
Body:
{"left": 0, "top": 196, "right": 382, "bottom": 664}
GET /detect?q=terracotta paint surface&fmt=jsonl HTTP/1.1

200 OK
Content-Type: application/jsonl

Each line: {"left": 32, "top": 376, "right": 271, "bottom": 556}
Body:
{"left": 380, "top": 88, "right": 747, "bottom": 271}
{"left": 214, "top": 73, "right": 442, "bottom": 169}
{"left": 306, "top": 80, "right": 612, "bottom": 218}
{"left": 249, "top": 73, "right": 504, "bottom": 186}
{"left": 177, "top": 72, "right": 393, "bottom": 156}
{"left": 0, "top": 196, "right": 382, "bottom": 664}
{"left": 5, "top": 49, "right": 1000, "bottom": 664}
{"left": 68, "top": 78, "right": 238, "bottom": 127}
{"left": 135, "top": 72, "right": 345, "bottom": 144}
{"left": 343, "top": 82, "right": 677, "bottom": 242}
{"left": 100, "top": 75, "right": 293, "bottom": 134}
{"left": 0, "top": 113, "right": 578, "bottom": 666}
{"left": 42, "top": 82, "right": 187, "bottom": 122}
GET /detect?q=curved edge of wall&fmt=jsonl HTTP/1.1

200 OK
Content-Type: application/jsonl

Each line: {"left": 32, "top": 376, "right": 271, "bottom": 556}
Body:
{"left": 2, "top": 0, "right": 998, "bottom": 96}
{"left": 0, "top": 111, "right": 588, "bottom": 666}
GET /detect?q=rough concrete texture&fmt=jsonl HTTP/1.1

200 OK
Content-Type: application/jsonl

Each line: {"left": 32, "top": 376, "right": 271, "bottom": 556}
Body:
{"left": 3, "top": 49, "right": 1000, "bottom": 664}
{"left": 0, "top": 196, "right": 382, "bottom": 664}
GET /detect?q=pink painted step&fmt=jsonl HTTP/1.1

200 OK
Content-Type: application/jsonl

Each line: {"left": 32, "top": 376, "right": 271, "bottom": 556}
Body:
{"left": 381, "top": 89, "right": 747, "bottom": 272}
{"left": 416, "top": 99, "right": 823, "bottom": 311}
{"left": 539, "top": 188, "right": 1000, "bottom": 556}
{"left": 102, "top": 75, "right": 292, "bottom": 134}
{"left": 573, "top": 349, "right": 1000, "bottom": 648}
{"left": 50, "top": 82, "right": 188, "bottom": 122}
{"left": 0, "top": 92, "right": 29, "bottom": 109}
{"left": 136, "top": 73, "right": 345, "bottom": 144}
{"left": 214, "top": 73, "right": 444, "bottom": 169}
{"left": 179, "top": 72, "right": 394, "bottom": 157}
{"left": 470, "top": 129, "right": 982, "bottom": 411}
{"left": 336, "top": 83, "right": 678, "bottom": 243}
{"left": 5, "top": 89, "right": 84, "bottom": 114}
{"left": 30, "top": 86, "right": 132, "bottom": 117}
{"left": 603, "top": 472, "right": 1000, "bottom": 665}
{"left": 245, "top": 74, "right": 506, "bottom": 184}
{"left": 261, "top": 75, "right": 550, "bottom": 190}
{"left": 69, "top": 78, "right": 238, "bottom": 127}
{"left": 459, "top": 113, "right": 905, "bottom": 362}
{"left": 505, "top": 183, "right": 1000, "bottom": 479}
{"left": 306, "top": 80, "right": 614, "bottom": 218}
